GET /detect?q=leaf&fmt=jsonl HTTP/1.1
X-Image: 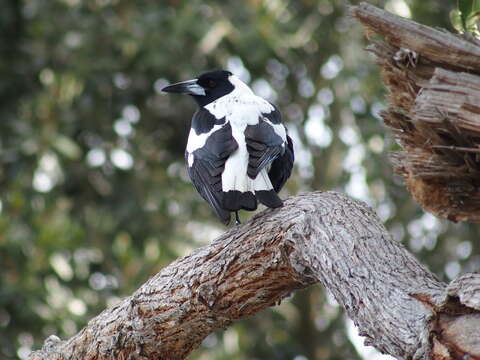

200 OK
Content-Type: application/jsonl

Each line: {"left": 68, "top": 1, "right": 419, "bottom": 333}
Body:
{"left": 53, "top": 135, "right": 82, "bottom": 160}
{"left": 455, "top": 0, "right": 480, "bottom": 37}
{"left": 458, "top": 0, "right": 472, "bottom": 30}
{"left": 450, "top": 9, "right": 464, "bottom": 33}
{"left": 467, "top": 10, "right": 480, "bottom": 36}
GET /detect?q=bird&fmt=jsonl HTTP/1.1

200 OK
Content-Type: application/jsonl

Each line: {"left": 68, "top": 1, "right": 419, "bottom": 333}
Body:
{"left": 162, "top": 70, "right": 294, "bottom": 225}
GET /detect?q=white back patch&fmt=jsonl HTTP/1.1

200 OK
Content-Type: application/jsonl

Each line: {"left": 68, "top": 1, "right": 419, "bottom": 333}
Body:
{"left": 205, "top": 75, "right": 274, "bottom": 128}
{"left": 186, "top": 124, "right": 223, "bottom": 153}
{"left": 187, "top": 152, "right": 194, "bottom": 167}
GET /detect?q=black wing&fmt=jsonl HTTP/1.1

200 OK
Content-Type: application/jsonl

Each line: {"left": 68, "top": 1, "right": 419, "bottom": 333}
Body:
{"left": 187, "top": 122, "right": 238, "bottom": 224}
{"left": 269, "top": 135, "right": 294, "bottom": 193}
{"left": 191, "top": 107, "right": 226, "bottom": 134}
{"left": 244, "top": 107, "right": 285, "bottom": 179}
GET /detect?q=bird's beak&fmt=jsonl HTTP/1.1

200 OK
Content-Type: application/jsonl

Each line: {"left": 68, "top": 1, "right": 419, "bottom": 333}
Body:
{"left": 162, "top": 79, "right": 206, "bottom": 96}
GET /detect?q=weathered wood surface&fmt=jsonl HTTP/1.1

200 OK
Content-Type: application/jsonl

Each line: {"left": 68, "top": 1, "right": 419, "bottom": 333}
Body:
{"left": 352, "top": 2, "right": 480, "bottom": 223}
{"left": 28, "top": 192, "right": 480, "bottom": 360}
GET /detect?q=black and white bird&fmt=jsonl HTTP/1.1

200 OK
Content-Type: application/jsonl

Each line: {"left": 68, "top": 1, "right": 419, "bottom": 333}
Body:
{"left": 163, "top": 70, "right": 294, "bottom": 225}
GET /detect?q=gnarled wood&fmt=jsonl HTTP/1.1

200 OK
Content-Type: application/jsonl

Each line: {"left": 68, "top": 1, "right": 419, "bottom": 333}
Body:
{"left": 351, "top": 2, "right": 480, "bottom": 223}
{"left": 28, "top": 192, "right": 480, "bottom": 359}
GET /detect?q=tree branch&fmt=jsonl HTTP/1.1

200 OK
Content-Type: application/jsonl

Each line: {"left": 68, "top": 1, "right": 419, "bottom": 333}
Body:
{"left": 28, "top": 191, "right": 480, "bottom": 359}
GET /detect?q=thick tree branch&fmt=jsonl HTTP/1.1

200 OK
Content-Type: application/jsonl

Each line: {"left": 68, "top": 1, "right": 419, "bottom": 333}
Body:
{"left": 351, "top": 3, "right": 480, "bottom": 223}
{"left": 29, "top": 192, "right": 480, "bottom": 360}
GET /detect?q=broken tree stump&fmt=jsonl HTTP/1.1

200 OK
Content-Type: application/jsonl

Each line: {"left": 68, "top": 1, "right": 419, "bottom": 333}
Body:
{"left": 352, "top": 2, "right": 480, "bottom": 223}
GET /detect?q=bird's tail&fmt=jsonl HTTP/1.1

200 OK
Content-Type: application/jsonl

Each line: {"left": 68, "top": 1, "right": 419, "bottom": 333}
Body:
{"left": 222, "top": 169, "right": 282, "bottom": 211}
{"left": 252, "top": 169, "right": 283, "bottom": 208}
{"left": 223, "top": 190, "right": 257, "bottom": 212}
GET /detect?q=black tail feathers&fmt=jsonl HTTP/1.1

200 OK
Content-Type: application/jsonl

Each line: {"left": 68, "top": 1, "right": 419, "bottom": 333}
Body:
{"left": 220, "top": 190, "right": 283, "bottom": 225}
{"left": 223, "top": 191, "right": 258, "bottom": 212}
{"left": 255, "top": 190, "right": 283, "bottom": 208}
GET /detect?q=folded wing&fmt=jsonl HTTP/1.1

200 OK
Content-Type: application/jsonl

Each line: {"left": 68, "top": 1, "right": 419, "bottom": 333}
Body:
{"left": 245, "top": 105, "right": 293, "bottom": 191}
{"left": 187, "top": 121, "right": 238, "bottom": 225}
{"left": 244, "top": 106, "right": 293, "bottom": 206}
{"left": 269, "top": 135, "right": 294, "bottom": 193}
{"left": 245, "top": 120, "right": 284, "bottom": 179}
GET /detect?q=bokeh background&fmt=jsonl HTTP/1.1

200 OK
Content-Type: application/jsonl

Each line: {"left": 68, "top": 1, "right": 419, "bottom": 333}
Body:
{"left": 1, "top": 0, "right": 478, "bottom": 359}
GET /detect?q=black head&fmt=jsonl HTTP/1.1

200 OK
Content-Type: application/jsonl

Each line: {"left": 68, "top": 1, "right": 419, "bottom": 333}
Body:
{"left": 162, "top": 70, "right": 234, "bottom": 107}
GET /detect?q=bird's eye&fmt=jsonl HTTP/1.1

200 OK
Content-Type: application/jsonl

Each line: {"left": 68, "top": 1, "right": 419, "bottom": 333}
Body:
{"left": 207, "top": 79, "right": 216, "bottom": 88}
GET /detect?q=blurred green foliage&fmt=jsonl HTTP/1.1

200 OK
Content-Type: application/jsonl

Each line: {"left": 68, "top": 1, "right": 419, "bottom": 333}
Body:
{"left": 1, "top": 0, "right": 478, "bottom": 359}
{"left": 451, "top": 0, "right": 480, "bottom": 36}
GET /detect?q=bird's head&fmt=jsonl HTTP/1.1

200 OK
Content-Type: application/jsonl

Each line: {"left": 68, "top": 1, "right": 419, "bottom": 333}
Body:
{"left": 162, "top": 70, "right": 235, "bottom": 107}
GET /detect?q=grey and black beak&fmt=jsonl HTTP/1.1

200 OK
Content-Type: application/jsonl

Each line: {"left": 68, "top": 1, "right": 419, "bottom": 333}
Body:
{"left": 162, "top": 79, "right": 206, "bottom": 96}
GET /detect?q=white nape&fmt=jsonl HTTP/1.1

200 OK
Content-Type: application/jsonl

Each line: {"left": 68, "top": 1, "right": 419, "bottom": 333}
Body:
{"left": 205, "top": 75, "right": 274, "bottom": 127}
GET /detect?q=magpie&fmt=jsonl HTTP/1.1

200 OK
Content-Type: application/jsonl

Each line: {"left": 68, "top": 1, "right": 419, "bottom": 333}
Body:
{"left": 163, "top": 70, "right": 294, "bottom": 225}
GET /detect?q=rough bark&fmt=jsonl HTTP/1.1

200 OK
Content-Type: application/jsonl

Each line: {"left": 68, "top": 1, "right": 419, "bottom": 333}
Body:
{"left": 351, "top": 2, "right": 480, "bottom": 223}
{"left": 28, "top": 191, "right": 480, "bottom": 360}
